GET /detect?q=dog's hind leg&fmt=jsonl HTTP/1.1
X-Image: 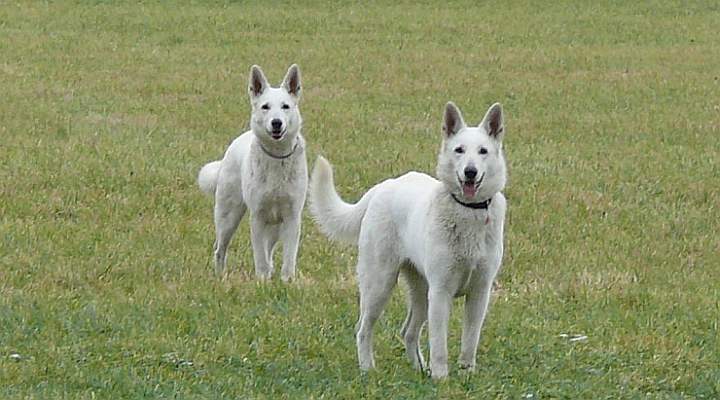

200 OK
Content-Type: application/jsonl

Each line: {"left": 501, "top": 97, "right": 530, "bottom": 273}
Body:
{"left": 213, "top": 195, "right": 246, "bottom": 278}
{"left": 279, "top": 215, "right": 301, "bottom": 282}
{"left": 355, "top": 250, "right": 400, "bottom": 371}
{"left": 400, "top": 265, "right": 428, "bottom": 371}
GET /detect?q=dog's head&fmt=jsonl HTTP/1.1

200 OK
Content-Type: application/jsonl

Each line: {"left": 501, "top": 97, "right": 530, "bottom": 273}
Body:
{"left": 436, "top": 102, "right": 507, "bottom": 202}
{"left": 248, "top": 64, "right": 302, "bottom": 143}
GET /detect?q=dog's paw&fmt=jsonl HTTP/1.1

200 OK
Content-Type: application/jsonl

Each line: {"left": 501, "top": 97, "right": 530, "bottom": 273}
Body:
{"left": 280, "top": 272, "right": 295, "bottom": 283}
{"left": 430, "top": 365, "right": 449, "bottom": 381}
{"left": 213, "top": 268, "right": 228, "bottom": 281}
{"left": 431, "top": 372, "right": 449, "bottom": 381}
{"left": 255, "top": 271, "right": 272, "bottom": 282}
{"left": 358, "top": 359, "right": 375, "bottom": 372}
{"left": 458, "top": 362, "right": 476, "bottom": 375}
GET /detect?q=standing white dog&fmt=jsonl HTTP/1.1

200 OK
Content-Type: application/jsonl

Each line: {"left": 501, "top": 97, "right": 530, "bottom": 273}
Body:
{"left": 309, "top": 102, "right": 507, "bottom": 379}
{"left": 198, "top": 64, "right": 307, "bottom": 281}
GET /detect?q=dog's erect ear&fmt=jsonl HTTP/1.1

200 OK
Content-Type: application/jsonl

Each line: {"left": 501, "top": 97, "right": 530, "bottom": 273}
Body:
{"left": 480, "top": 103, "right": 504, "bottom": 141}
{"left": 281, "top": 64, "right": 302, "bottom": 98}
{"left": 442, "top": 102, "right": 465, "bottom": 137}
{"left": 248, "top": 65, "right": 269, "bottom": 98}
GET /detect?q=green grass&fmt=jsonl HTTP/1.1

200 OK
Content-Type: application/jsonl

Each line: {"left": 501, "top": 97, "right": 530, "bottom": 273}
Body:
{"left": 1, "top": 1, "right": 719, "bottom": 398}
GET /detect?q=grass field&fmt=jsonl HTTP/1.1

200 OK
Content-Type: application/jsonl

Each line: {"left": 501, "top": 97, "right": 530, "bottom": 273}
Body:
{"left": 1, "top": 1, "right": 719, "bottom": 398}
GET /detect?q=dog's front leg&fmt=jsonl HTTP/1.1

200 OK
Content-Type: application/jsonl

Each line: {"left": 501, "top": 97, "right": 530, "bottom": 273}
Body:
{"left": 279, "top": 214, "right": 301, "bottom": 282}
{"left": 458, "top": 273, "right": 494, "bottom": 372}
{"left": 250, "top": 217, "right": 272, "bottom": 280}
{"left": 428, "top": 288, "right": 452, "bottom": 380}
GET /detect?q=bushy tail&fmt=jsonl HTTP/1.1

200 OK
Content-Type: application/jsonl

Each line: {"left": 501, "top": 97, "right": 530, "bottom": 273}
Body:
{"left": 309, "top": 156, "right": 377, "bottom": 244}
{"left": 198, "top": 161, "right": 221, "bottom": 195}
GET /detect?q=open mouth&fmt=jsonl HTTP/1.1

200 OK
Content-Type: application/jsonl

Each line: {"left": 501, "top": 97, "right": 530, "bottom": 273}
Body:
{"left": 269, "top": 129, "right": 285, "bottom": 140}
{"left": 457, "top": 172, "right": 485, "bottom": 198}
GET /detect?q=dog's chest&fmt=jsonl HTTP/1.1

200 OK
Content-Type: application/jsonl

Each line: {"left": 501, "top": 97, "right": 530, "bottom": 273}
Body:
{"left": 445, "top": 225, "right": 489, "bottom": 296}
{"left": 242, "top": 151, "right": 307, "bottom": 222}
{"left": 439, "top": 213, "right": 490, "bottom": 263}
{"left": 248, "top": 157, "right": 300, "bottom": 188}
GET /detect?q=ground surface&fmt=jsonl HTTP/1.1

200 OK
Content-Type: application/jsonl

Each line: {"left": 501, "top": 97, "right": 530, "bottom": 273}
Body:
{"left": 1, "top": 1, "right": 719, "bottom": 398}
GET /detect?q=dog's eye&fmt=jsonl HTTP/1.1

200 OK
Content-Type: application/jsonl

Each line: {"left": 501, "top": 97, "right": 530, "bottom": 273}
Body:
{"left": 261, "top": 103, "right": 270, "bottom": 110}
{"left": 281, "top": 103, "right": 290, "bottom": 110}
{"left": 479, "top": 147, "right": 488, "bottom": 155}
{"left": 454, "top": 147, "right": 465, "bottom": 154}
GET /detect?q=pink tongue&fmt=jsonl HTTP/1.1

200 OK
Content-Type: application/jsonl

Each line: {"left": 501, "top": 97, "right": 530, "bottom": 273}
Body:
{"left": 462, "top": 183, "right": 477, "bottom": 198}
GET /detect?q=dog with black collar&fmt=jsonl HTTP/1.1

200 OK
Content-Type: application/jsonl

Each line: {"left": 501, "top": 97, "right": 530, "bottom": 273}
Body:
{"left": 198, "top": 64, "right": 307, "bottom": 282}
{"left": 309, "top": 101, "right": 507, "bottom": 379}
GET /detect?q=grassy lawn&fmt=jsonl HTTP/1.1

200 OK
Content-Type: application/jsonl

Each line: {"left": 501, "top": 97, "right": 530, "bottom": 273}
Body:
{"left": 1, "top": 1, "right": 719, "bottom": 398}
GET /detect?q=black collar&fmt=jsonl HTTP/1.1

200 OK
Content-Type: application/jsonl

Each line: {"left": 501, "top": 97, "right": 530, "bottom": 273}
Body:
{"left": 259, "top": 140, "right": 300, "bottom": 160}
{"left": 451, "top": 193, "right": 492, "bottom": 210}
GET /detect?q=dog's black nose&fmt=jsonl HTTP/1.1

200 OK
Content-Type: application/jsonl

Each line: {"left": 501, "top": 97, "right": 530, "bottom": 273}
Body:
{"left": 271, "top": 119, "right": 282, "bottom": 130}
{"left": 464, "top": 166, "right": 478, "bottom": 181}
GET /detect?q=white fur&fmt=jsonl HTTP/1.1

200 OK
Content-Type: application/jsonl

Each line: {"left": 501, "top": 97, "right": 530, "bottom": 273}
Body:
{"left": 309, "top": 157, "right": 378, "bottom": 243}
{"left": 198, "top": 160, "right": 221, "bottom": 195}
{"left": 198, "top": 64, "right": 307, "bottom": 282}
{"left": 309, "top": 102, "right": 507, "bottom": 379}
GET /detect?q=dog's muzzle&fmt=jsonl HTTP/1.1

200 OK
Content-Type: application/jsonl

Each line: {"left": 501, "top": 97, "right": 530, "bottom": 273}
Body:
{"left": 270, "top": 119, "right": 284, "bottom": 139}
{"left": 457, "top": 172, "right": 485, "bottom": 198}
{"left": 268, "top": 128, "right": 285, "bottom": 140}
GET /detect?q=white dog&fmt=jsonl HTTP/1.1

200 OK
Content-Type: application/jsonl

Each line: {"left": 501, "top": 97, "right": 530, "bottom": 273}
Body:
{"left": 198, "top": 64, "right": 307, "bottom": 281}
{"left": 309, "top": 102, "right": 507, "bottom": 379}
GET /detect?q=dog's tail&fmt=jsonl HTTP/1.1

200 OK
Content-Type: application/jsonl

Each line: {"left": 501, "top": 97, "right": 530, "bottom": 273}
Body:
{"left": 309, "top": 156, "right": 377, "bottom": 244}
{"left": 198, "top": 160, "right": 222, "bottom": 195}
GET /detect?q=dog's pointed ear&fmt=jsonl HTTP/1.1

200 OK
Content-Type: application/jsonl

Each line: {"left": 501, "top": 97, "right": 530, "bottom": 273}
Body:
{"left": 248, "top": 65, "right": 269, "bottom": 99}
{"left": 442, "top": 102, "right": 465, "bottom": 137}
{"left": 480, "top": 103, "right": 504, "bottom": 141}
{"left": 281, "top": 64, "right": 302, "bottom": 98}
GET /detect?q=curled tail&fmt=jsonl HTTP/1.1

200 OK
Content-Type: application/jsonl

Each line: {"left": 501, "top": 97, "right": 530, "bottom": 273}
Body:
{"left": 309, "top": 156, "right": 377, "bottom": 244}
{"left": 198, "top": 160, "right": 222, "bottom": 195}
